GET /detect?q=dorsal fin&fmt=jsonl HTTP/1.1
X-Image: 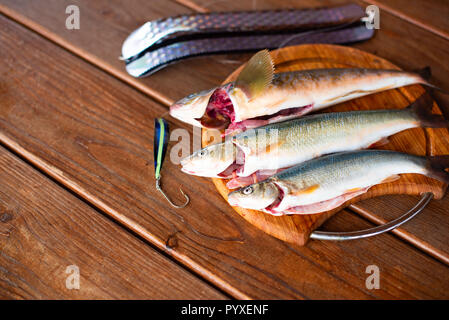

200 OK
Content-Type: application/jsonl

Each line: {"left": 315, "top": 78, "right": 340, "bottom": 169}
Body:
{"left": 234, "top": 49, "right": 274, "bottom": 100}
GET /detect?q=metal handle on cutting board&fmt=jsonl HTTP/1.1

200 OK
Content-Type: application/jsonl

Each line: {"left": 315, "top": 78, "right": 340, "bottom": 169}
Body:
{"left": 310, "top": 193, "right": 433, "bottom": 241}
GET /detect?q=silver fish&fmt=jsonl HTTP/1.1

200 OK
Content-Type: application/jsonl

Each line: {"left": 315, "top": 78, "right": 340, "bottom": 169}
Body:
{"left": 170, "top": 50, "right": 435, "bottom": 133}
{"left": 180, "top": 94, "right": 448, "bottom": 186}
{"left": 180, "top": 139, "right": 236, "bottom": 178}
{"left": 227, "top": 150, "right": 449, "bottom": 215}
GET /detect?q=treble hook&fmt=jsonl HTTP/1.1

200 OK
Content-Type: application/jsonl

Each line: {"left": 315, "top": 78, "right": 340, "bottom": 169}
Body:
{"left": 156, "top": 177, "right": 189, "bottom": 208}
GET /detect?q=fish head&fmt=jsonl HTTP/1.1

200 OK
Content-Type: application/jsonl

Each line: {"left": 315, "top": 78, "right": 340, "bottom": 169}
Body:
{"left": 180, "top": 141, "right": 236, "bottom": 177}
{"left": 227, "top": 181, "right": 279, "bottom": 210}
{"left": 170, "top": 50, "right": 275, "bottom": 128}
{"left": 169, "top": 87, "right": 218, "bottom": 127}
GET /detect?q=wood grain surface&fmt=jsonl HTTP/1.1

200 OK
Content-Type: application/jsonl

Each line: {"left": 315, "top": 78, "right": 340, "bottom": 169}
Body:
{"left": 365, "top": 0, "right": 449, "bottom": 41}
{"left": 0, "top": 0, "right": 216, "bottom": 106}
{"left": 174, "top": 0, "right": 449, "bottom": 264}
{"left": 1, "top": 13, "right": 449, "bottom": 299}
{"left": 3, "top": 0, "right": 446, "bottom": 261}
{"left": 178, "top": 0, "right": 449, "bottom": 42}
{"left": 0, "top": 146, "right": 225, "bottom": 299}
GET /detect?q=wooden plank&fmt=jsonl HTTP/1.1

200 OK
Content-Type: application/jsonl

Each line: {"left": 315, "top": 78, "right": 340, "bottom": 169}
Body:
{"left": 173, "top": 0, "right": 449, "bottom": 265}
{"left": 0, "top": 0, "right": 232, "bottom": 106}
{"left": 350, "top": 195, "right": 449, "bottom": 265}
{"left": 1, "top": 15, "right": 449, "bottom": 299}
{"left": 0, "top": 147, "right": 225, "bottom": 299}
{"left": 364, "top": 0, "right": 449, "bottom": 41}
{"left": 4, "top": 0, "right": 447, "bottom": 261}
{"left": 2, "top": 0, "right": 448, "bottom": 108}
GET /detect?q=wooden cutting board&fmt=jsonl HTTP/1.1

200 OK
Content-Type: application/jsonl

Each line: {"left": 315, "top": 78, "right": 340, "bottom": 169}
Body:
{"left": 201, "top": 44, "right": 449, "bottom": 246}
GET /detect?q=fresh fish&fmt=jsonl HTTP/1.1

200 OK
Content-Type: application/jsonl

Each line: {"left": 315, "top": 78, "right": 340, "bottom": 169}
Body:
{"left": 170, "top": 49, "right": 436, "bottom": 133}
{"left": 180, "top": 139, "right": 236, "bottom": 178}
{"left": 179, "top": 93, "right": 448, "bottom": 186}
{"left": 227, "top": 150, "right": 449, "bottom": 215}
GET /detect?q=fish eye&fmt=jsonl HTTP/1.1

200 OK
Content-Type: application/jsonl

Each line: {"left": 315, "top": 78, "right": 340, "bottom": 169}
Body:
{"left": 243, "top": 186, "right": 253, "bottom": 195}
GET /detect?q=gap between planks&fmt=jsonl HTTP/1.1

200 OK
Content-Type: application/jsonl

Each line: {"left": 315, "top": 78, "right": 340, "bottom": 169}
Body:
{"left": 0, "top": 132, "right": 236, "bottom": 300}
{"left": 0, "top": 7, "right": 174, "bottom": 107}
{"left": 0, "top": 144, "right": 228, "bottom": 299}
{"left": 351, "top": 205, "right": 449, "bottom": 266}
{"left": 0, "top": 3, "right": 448, "bottom": 268}
{"left": 0, "top": 10, "right": 257, "bottom": 298}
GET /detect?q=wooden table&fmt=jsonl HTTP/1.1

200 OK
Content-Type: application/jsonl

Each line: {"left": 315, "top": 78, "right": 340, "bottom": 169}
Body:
{"left": 0, "top": 0, "right": 448, "bottom": 299}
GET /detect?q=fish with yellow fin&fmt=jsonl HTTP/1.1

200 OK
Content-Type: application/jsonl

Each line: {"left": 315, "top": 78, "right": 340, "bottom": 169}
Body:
{"left": 170, "top": 50, "right": 438, "bottom": 134}
{"left": 227, "top": 150, "right": 449, "bottom": 215}
{"left": 180, "top": 93, "right": 448, "bottom": 188}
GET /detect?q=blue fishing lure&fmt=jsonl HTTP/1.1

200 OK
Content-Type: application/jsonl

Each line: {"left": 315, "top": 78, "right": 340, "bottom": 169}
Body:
{"left": 154, "top": 118, "right": 169, "bottom": 181}
{"left": 154, "top": 118, "right": 189, "bottom": 208}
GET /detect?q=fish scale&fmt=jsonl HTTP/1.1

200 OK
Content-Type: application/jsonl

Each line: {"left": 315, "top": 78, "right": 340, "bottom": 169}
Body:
{"left": 272, "top": 150, "right": 427, "bottom": 211}
{"left": 233, "top": 107, "right": 419, "bottom": 177}
{"left": 227, "top": 149, "right": 449, "bottom": 215}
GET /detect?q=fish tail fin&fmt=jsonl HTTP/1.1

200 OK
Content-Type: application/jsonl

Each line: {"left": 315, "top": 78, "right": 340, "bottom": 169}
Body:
{"left": 414, "top": 66, "right": 449, "bottom": 94}
{"left": 408, "top": 92, "right": 449, "bottom": 128}
{"left": 426, "top": 155, "right": 449, "bottom": 184}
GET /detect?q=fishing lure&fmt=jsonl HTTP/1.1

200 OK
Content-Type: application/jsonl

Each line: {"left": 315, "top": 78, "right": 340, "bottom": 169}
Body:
{"left": 154, "top": 118, "right": 189, "bottom": 208}
{"left": 170, "top": 50, "right": 436, "bottom": 133}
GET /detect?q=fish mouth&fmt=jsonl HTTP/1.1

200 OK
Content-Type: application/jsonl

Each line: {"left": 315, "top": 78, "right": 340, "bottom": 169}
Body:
{"left": 195, "top": 86, "right": 234, "bottom": 129}
{"left": 180, "top": 146, "right": 244, "bottom": 178}
{"left": 180, "top": 167, "right": 196, "bottom": 175}
{"left": 181, "top": 160, "right": 243, "bottom": 178}
{"left": 169, "top": 89, "right": 216, "bottom": 127}
{"left": 227, "top": 184, "right": 281, "bottom": 210}
{"left": 227, "top": 192, "right": 241, "bottom": 206}
{"left": 180, "top": 159, "right": 217, "bottom": 177}
{"left": 170, "top": 104, "right": 204, "bottom": 127}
